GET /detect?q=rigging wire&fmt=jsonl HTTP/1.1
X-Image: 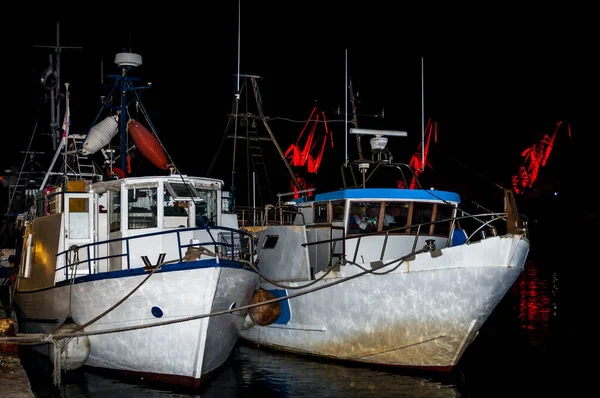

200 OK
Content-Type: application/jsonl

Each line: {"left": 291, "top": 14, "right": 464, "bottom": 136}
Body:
{"left": 230, "top": 0, "right": 243, "bottom": 210}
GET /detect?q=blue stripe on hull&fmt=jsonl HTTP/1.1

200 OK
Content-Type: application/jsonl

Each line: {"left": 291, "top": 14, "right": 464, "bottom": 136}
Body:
{"left": 16, "top": 258, "right": 256, "bottom": 294}
{"left": 268, "top": 289, "right": 291, "bottom": 324}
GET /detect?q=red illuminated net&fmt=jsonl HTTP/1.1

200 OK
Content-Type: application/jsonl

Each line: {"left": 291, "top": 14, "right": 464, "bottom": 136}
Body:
{"left": 284, "top": 106, "right": 334, "bottom": 198}
{"left": 397, "top": 118, "right": 437, "bottom": 189}
{"left": 511, "top": 121, "right": 570, "bottom": 194}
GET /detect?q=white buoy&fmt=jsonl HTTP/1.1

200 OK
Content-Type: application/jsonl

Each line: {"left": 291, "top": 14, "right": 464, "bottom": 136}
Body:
{"left": 81, "top": 115, "right": 119, "bottom": 156}
{"left": 51, "top": 323, "right": 90, "bottom": 371}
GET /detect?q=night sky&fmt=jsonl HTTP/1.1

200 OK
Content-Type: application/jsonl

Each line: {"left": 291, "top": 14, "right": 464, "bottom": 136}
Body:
{"left": 13, "top": 4, "right": 597, "bottom": 211}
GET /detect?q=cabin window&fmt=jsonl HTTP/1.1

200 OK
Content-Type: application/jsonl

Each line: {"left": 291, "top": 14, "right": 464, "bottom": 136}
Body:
{"left": 263, "top": 235, "right": 279, "bottom": 249}
{"left": 331, "top": 201, "right": 345, "bottom": 222}
{"left": 222, "top": 191, "right": 234, "bottom": 214}
{"left": 348, "top": 202, "right": 381, "bottom": 234}
{"left": 314, "top": 203, "right": 328, "bottom": 223}
{"left": 432, "top": 203, "right": 455, "bottom": 237}
{"left": 194, "top": 188, "right": 217, "bottom": 226}
{"left": 127, "top": 187, "right": 158, "bottom": 229}
{"left": 164, "top": 182, "right": 200, "bottom": 200}
{"left": 163, "top": 202, "right": 189, "bottom": 228}
{"left": 109, "top": 190, "right": 121, "bottom": 232}
{"left": 68, "top": 197, "right": 89, "bottom": 239}
{"left": 382, "top": 202, "right": 409, "bottom": 232}
{"left": 163, "top": 187, "right": 190, "bottom": 228}
{"left": 410, "top": 202, "right": 435, "bottom": 234}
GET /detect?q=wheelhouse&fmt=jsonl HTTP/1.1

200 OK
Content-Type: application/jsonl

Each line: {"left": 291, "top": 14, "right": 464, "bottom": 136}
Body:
{"left": 91, "top": 175, "right": 226, "bottom": 235}
{"left": 308, "top": 188, "right": 460, "bottom": 237}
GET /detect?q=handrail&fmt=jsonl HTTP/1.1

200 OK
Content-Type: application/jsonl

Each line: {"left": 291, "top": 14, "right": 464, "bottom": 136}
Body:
{"left": 301, "top": 212, "right": 508, "bottom": 247}
{"left": 466, "top": 215, "right": 508, "bottom": 242}
{"left": 236, "top": 190, "right": 528, "bottom": 275}
{"left": 236, "top": 205, "right": 303, "bottom": 226}
{"left": 55, "top": 225, "right": 255, "bottom": 280}
{"left": 298, "top": 211, "right": 516, "bottom": 269}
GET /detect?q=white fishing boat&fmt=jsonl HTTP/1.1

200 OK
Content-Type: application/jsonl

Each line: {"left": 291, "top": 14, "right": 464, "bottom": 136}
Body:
{"left": 234, "top": 64, "right": 530, "bottom": 372}
{"left": 12, "top": 47, "right": 259, "bottom": 388}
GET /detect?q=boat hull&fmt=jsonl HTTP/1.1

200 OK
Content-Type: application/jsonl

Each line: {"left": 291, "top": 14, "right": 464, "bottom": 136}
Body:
{"left": 239, "top": 230, "right": 529, "bottom": 370}
{"left": 15, "top": 262, "right": 258, "bottom": 387}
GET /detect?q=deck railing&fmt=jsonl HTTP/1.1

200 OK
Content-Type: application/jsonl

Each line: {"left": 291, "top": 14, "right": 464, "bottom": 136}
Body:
{"left": 54, "top": 225, "right": 255, "bottom": 281}
{"left": 303, "top": 212, "right": 512, "bottom": 267}
{"left": 234, "top": 189, "right": 528, "bottom": 272}
{"left": 242, "top": 205, "right": 527, "bottom": 273}
{"left": 236, "top": 205, "right": 303, "bottom": 227}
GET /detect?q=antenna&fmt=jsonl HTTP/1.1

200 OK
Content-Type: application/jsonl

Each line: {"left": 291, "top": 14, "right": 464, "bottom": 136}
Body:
{"left": 33, "top": 22, "right": 82, "bottom": 151}
{"left": 421, "top": 57, "right": 425, "bottom": 172}
{"left": 230, "top": 0, "right": 243, "bottom": 212}
{"left": 344, "top": 49, "right": 348, "bottom": 167}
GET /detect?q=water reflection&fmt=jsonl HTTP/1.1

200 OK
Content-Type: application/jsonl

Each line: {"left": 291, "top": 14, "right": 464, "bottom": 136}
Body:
{"left": 213, "top": 345, "right": 461, "bottom": 398}
{"left": 456, "top": 259, "right": 560, "bottom": 397}
{"left": 25, "top": 344, "right": 462, "bottom": 398}
{"left": 516, "top": 260, "right": 557, "bottom": 348}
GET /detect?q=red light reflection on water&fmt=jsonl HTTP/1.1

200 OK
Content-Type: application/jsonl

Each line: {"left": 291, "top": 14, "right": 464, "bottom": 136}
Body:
{"left": 513, "top": 260, "right": 557, "bottom": 348}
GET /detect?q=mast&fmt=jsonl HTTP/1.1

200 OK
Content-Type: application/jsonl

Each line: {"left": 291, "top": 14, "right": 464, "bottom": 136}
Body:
{"left": 349, "top": 79, "right": 364, "bottom": 161}
{"left": 34, "top": 22, "right": 82, "bottom": 150}
{"left": 209, "top": 0, "right": 302, "bottom": 208}
{"left": 344, "top": 49, "right": 348, "bottom": 166}
{"left": 231, "top": 0, "right": 242, "bottom": 211}
{"left": 421, "top": 57, "right": 425, "bottom": 172}
{"left": 98, "top": 52, "right": 152, "bottom": 174}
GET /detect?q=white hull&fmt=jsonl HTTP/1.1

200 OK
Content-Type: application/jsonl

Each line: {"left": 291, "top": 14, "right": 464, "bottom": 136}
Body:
{"left": 16, "top": 263, "right": 258, "bottom": 387}
{"left": 240, "top": 232, "right": 529, "bottom": 370}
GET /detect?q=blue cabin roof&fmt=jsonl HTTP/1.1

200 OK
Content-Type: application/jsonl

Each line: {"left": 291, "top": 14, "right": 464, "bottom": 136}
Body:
{"left": 310, "top": 188, "right": 460, "bottom": 203}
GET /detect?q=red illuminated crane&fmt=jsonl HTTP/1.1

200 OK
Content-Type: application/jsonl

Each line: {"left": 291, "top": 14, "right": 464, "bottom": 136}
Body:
{"left": 397, "top": 118, "right": 438, "bottom": 189}
{"left": 511, "top": 121, "right": 571, "bottom": 194}
{"left": 284, "top": 106, "right": 334, "bottom": 198}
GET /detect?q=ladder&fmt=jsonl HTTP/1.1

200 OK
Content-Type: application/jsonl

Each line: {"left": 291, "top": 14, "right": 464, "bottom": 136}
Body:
{"left": 245, "top": 118, "right": 272, "bottom": 207}
{"left": 208, "top": 74, "right": 301, "bottom": 209}
{"left": 38, "top": 132, "right": 100, "bottom": 193}
{"left": 67, "top": 134, "right": 99, "bottom": 179}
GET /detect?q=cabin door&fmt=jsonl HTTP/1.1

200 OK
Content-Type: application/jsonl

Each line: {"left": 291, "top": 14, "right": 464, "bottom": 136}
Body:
{"left": 63, "top": 192, "right": 95, "bottom": 275}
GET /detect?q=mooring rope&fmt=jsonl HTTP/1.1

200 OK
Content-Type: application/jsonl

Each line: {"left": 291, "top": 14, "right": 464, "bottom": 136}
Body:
{"left": 0, "top": 246, "right": 428, "bottom": 387}
{"left": 2, "top": 255, "right": 179, "bottom": 385}
{"left": 1, "top": 247, "right": 424, "bottom": 343}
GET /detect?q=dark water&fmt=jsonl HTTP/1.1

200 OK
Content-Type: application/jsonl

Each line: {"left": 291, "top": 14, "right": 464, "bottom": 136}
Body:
{"left": 18, "top": 255, "right": 560, "bottom": 398}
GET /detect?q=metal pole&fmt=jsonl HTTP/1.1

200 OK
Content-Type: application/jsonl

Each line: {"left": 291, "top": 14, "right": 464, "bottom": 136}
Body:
{"left": 120, "top": 69, "right": 127, "bottom": 171}
{"left": 251, "top": 77, "right": 302, "bottom": 192}
{"left": 49, "top": 54, "right": 57, "bottom": 151}
{"left": 421, "top": 57, "right": 425, "bottom": 171}
{"left": 252, "top": 171, "right": 256, "bottom": 225}
{"left": 345, "top": 49, "right": 348, "bottom": 166}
